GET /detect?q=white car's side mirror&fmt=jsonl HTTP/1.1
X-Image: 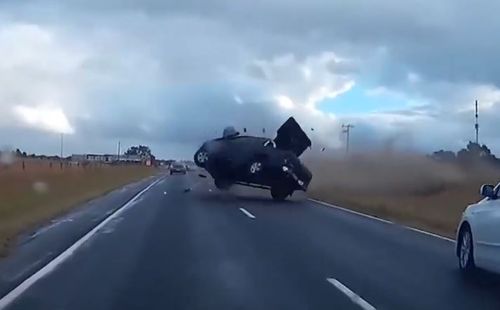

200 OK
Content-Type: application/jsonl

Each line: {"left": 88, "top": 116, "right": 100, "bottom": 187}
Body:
{"left": 480, "top": 184, "right": 497, "bottom": 199}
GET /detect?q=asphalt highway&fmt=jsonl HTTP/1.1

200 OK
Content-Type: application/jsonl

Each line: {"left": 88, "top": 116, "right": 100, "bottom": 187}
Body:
{"left": 1, "top": 172, "right": 500, "bottom": 310}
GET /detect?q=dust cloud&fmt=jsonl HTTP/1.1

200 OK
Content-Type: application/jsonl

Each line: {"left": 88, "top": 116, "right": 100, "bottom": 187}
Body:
{"left": 303, "top": 150, "right": 500, "bottom": 235}
{"left": 304, "top": 151, "right": 466, "bottom": 196}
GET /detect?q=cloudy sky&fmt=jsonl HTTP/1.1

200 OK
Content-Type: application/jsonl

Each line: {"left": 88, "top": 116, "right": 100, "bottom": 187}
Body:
{"left": 1, "top": 0, "right": 499, "bottom": 159}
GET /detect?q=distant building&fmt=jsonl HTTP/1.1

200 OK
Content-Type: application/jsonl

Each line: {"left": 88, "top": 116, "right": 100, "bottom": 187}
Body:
{"left": 118, "top": 154, "right": 143, "bottom": 163}
{"left": 71, "top": 154, "right": 151, "bottom": 165}
{"left": 71, "top": 154, "right": 118, "bottom": 163}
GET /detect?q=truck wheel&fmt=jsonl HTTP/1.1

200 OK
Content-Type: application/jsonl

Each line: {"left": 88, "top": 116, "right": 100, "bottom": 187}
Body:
{"left": 271, "top": 187, "right": 291, "bottom": 201}
{"left": 194, "top": 149, "right": 209, "bottom": 167}
{"left": 249, "top": 161, "right": 262, "bottom": 174}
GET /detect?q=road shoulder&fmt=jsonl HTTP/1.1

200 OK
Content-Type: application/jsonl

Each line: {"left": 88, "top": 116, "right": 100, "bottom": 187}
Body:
{"left": 0, "top": 175, "right": 161, "bottom": 299}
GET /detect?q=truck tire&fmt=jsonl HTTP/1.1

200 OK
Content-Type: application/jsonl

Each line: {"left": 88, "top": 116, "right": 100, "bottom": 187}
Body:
{"left": 194, "top": 149, "right": 209, "bottom": 167}
{"left": 271, "top": 186, "right": 292, "bottom": 201}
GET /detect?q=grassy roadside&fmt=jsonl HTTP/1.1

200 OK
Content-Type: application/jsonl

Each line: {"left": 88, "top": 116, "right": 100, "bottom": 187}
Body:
{"left": 0, "top": 160, "right": 157, "bottom": 256}
{"left": 306, "top": 153, "right": 500, "bottom": 238}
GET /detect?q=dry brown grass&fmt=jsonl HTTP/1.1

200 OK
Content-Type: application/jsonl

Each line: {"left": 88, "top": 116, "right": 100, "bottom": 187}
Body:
{"left": 305, "top": 152, "right": 500, "bottom": 237}
{"left": 0, "top": 159, "right": 157, "bottom": 255}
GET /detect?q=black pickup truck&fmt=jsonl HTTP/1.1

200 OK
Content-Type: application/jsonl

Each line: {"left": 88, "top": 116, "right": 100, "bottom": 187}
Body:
{"left": 194, "top": 117, "right": 312, "bottom": 201}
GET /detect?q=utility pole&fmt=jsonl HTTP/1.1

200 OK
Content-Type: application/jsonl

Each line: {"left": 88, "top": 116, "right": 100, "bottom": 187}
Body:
{"left": 59, "top": 133, "right": 64, "bottom": 169}
{"left": 60, "top": 133, "right": 64, "bottom": 159}
{"left": 117, "top": 141, "right": 121, "bottom": 161}
{"left": 474, "top": 100, "right": 479, "bottom": 144}
{"left": 342, "top": 124, "right": 354, "bottom": 155}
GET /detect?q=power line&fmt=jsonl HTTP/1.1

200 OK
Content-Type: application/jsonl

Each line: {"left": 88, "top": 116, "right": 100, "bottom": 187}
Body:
{"left": 342, "top": 124, "right": 354, "bottom": 155}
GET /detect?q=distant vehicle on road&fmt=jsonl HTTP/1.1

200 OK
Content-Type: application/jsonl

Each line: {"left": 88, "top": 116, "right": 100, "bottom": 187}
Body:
{"left": 456, "top": 182, "right": 500, "bottom": 275}
{"left": 170, "top": 162, "right": 187, "bottom": 175}
{"left": 193, "top": 117, "right": 312, "bottom": 201}
{"left": 185, "top": 161, "right": 197, "bottom": 171}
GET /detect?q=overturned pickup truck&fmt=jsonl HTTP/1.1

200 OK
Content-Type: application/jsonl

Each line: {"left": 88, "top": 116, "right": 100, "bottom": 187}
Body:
{"left": 193, "top": 117, "right": 313, "bottom": 201}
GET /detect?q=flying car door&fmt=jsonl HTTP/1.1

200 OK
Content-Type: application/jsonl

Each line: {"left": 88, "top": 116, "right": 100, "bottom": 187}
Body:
{"left": 274, "top": 117, "right": 312, "bottom": 156}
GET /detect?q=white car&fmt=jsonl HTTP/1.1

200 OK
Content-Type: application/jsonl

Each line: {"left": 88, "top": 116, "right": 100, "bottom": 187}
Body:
{"left": 456, "top": 182, "right": 500, "bottom": 275}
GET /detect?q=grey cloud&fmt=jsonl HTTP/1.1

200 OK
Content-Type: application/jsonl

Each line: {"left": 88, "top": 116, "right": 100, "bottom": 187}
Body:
{"left": 2, "top": 0, "right": 500, "bottom": 157}
{"left": 326, "top": 59, "right": 359, "bottom": 76}
{"left": 75, "top": 83, "right": 284, "bottom": 144}
{"left": 382, "top": 104, "right": 440, "bottom": 118}
{"left": 246, "top": 64, "right": 268, "bottom": 80}
{"left": 10, "top": 0, "right": 499, "bottom": 86}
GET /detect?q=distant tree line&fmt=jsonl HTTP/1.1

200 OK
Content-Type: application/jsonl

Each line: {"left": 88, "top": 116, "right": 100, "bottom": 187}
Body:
{"left": 15, "top": 149, "right": 28, "bottom": 157}
{"left": 431, "top": 141, "right": 499, "bottom": 165}
{"left": 1, "top": 145, "right": 156, "bottom": 161}
{"left": 124, "top": 145, "right": 152, "bottom": 157}
{"left": 0, "top": 148, "right": 28, "bottom": 157}
{"left": 0, "top": 148, "right": 65, "bottom": 160}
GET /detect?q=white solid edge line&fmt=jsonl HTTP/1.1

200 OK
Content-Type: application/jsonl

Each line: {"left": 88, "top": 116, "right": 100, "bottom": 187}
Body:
{"left": 327, "top": 278, "right": 376, "bottom": 310}
{"left": 239, "top": 208, "right": 256, "bottom": 219}
{"left": 309, "top": 198, "right": 454, "bottom": 243}
{"left": 0, "top": 177, "right": 164, "bottom": 310}
{"left": 309, "top": 199, "right": 393, "bottom": 224}
{"left": 404, "top": 226, "right": 454, "bottom": 242}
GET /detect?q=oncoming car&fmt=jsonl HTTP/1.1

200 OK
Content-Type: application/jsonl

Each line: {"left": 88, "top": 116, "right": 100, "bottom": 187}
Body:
{"left": 456, "top": 182, "right": 500, "bottom": 275}
{"left": 170, "top": 162, "right": 187, "bottom": 175}
{"left": 193, "top": 117, "right": 312, "bottom": 201}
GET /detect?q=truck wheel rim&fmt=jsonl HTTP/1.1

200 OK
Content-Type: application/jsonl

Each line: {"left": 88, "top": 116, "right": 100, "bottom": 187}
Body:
{"left": 250, "top": 162, "right": 262, "bottom": 174}
{"left": 197, "top": 152, "right": 208, "bottom": 163}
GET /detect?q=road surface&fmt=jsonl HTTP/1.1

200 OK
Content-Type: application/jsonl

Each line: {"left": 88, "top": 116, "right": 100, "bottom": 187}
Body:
{"left": 1, "top": 173, "right": 500, "bottom": 310}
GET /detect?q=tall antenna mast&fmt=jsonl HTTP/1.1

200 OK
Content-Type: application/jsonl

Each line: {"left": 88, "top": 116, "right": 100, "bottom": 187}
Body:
{"left": 475, "top": 100, "right": 479, "bottom": 144}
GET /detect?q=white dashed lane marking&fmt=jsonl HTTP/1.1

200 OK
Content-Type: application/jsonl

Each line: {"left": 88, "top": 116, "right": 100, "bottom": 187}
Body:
{"left": 327, "top": 278, "right": 376, "bottom": 310}
{"left": 239, "top": 208, "right": 256, "bottom": 219}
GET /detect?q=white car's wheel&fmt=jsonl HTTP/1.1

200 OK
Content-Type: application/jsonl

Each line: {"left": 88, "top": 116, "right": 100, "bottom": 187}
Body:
{"left": 458, "top": 226, "right": 476, "bottom": 274}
